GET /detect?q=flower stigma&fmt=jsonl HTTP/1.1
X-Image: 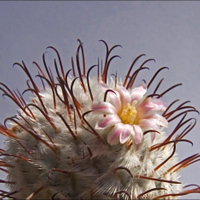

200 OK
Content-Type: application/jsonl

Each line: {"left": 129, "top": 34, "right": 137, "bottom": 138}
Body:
{"left": 120, "top": 102, "right": 137, "bottom": 125}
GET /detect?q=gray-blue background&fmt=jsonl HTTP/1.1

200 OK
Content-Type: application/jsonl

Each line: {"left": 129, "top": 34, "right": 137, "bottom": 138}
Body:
{"left": 0, "top": 2, "right": 200, "bottom": 199}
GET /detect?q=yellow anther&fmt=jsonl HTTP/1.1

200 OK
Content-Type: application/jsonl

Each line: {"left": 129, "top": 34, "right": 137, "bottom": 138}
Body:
{"left": 120, "top": 103, "right": 137, "bottom": 125}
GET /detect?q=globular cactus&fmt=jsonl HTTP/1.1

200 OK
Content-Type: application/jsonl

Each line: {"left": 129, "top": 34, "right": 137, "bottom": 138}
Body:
{"left": 0, "top": 40, "right": 200, "bottom": 199}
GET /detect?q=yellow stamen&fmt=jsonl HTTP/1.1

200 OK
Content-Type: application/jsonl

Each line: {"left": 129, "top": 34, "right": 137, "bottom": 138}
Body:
{"left": 120, "top": 103, "right": 137, "bottom": 125}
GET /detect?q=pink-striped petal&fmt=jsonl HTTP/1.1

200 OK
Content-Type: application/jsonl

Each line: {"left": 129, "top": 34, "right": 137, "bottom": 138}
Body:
{"left": 115, "top": 86, "right": 131, "bottom": 106}
{"left": 131, "top": 83, "right": 147, "bottom": 102}
{"left": 139, "top": 118, "right": 159, "bottom": 131}
{"left": 95, "top": 115, "right": 121, "bottom": 130}
{"left": 107, "top": 123, "right": 123, "bottom": 145}
{"left": 91, "top": 102, "right": 117, "bottom": 114}
{"left": 120, "top": 124, "right": 133, "bottom": 144}
{"left": 133, "top": 125, "right": 143, "bottom": 145}
{"left": 107, "top": 91, "right": 122, "bottom": 112}
{"left": 142, "top": 98, "right": 166, "bottom": 114}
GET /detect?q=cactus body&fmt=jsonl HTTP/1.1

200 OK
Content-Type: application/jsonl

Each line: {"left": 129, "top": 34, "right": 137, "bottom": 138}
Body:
{"left": 0, "top": 41, "right": 199, "bottom": 199}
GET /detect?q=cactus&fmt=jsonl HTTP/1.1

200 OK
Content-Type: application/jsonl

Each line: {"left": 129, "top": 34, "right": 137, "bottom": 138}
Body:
{"left": 0, "top": 40, "right": 200, "bottom": 199}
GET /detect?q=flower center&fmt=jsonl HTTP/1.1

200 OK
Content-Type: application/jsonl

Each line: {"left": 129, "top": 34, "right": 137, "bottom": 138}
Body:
{"left": 120, "top": 103, "right": 137, "bottom": 125}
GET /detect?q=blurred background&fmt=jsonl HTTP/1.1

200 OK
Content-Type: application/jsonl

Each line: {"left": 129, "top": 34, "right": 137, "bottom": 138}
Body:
{"left": 0, "top": 1, "right": 200, "bottom": 199}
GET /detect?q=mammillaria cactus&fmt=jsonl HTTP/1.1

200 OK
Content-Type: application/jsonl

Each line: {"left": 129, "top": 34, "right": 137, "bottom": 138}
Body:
{"left": 0, "top": 40, "right": 200, "bottom": 199}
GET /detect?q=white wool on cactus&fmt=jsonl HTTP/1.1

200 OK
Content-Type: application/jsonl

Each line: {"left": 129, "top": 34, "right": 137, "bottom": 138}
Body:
{"left": 0, "top": 40, "right": 200, "bottom": 199}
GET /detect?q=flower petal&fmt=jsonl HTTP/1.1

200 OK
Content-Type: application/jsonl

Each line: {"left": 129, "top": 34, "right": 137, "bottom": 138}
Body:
{"left": 115, "top": 86, "right": 131, "bottom": 106}
{"left": 95, "top": 115, "right": 121, "bottom": 130}
{"left": 106, "top": 90, "right": 122, "bottom": 113}
{"left": 133, "top": 125, "right": 143, "bottom": 145}
{"left": 120, "top": 124, "right": 133, "bottom": 144}
{"left": 107, "top": 123, "right": 123, "bottom": 145}
{"left": 92, "top": 102, "right": 117, "bottom": 114}
{"left": 143, "top": 98, "right": 166, "bottom": 113}
{"left": 139, "top": 118, "right": 159, "bottom": 131}
{"left": 131, "top": 83, "right": 147, "bottom": 102}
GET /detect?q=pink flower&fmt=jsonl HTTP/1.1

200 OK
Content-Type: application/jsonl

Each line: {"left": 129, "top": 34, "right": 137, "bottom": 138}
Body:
{"left": 92, "top": 83, "right": 168, "bottom": 146}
